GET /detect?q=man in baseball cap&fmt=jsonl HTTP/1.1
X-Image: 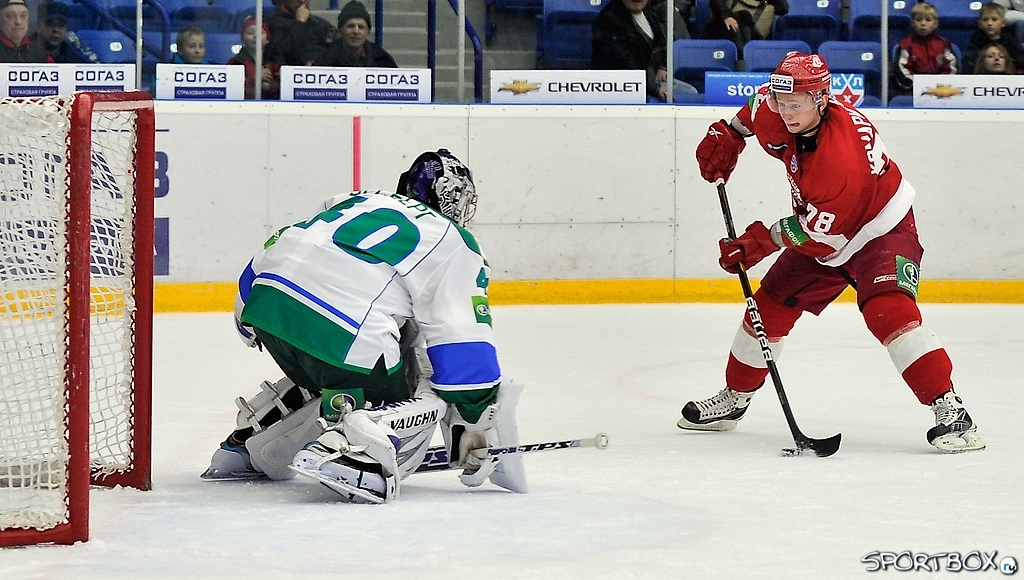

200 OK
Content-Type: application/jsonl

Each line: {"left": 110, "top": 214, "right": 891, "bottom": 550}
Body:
{"left": 32, "top": 1, "right": 95, "bottom": 62}
{"left": 0, "top": 0, "right": 50, "bottom": 62}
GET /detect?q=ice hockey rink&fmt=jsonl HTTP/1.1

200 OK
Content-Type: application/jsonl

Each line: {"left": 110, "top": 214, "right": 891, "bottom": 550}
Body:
{"left": 2, "top": 302, "right": 1022, "bottom": 579}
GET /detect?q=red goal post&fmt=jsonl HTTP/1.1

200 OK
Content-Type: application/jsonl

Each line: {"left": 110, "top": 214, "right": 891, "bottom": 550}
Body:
{"left": 0, "top": 92, "right": 154, "bottom": 547}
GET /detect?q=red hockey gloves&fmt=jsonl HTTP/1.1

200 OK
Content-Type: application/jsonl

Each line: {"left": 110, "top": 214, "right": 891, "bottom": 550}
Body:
{"left": 718, "top": 221, "right": 780, "bottom": 274}
{"left": 696, "top": 119, "right": 746, "bottom": 184}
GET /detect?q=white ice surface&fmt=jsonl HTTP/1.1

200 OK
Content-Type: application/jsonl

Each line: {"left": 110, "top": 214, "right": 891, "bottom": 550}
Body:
{"left": 2, "top": 303, "right": 1022, "bottom": 579}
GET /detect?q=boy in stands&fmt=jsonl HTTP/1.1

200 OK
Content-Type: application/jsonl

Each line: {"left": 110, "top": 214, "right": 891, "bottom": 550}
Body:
{"left": 893, "top": 2, "right": 958, "bottom": 95}
{"left": 681, "top": 53, "right": 985, "bottom": 453}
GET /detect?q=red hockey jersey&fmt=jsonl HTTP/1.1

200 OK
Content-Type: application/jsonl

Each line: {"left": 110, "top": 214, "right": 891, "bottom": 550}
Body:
{"left": 735, "top": 90, "right": 914, "bottom": 266}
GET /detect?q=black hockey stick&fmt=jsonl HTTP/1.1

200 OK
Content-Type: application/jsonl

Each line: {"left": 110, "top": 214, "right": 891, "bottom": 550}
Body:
{"left": 717, "top": 183, "right": 841, "bottom": 458}
{"left": 413, "top": 433, "right": 610, "bottom": 473}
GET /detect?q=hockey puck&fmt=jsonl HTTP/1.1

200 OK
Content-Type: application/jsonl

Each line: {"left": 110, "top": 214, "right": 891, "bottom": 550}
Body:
{"left": 781, "top": 448, "right": 801, "bottom": 457}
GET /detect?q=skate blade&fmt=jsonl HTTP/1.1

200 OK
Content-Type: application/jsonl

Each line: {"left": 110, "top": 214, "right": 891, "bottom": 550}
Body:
{"left": 287, "top": 464, "right": 385, "bottom": 504}
{"left": 677, "top": 417, "right": 738, "bottom": 432}
{"left": 931, "top": 430, "right": 987, "bottom": 454}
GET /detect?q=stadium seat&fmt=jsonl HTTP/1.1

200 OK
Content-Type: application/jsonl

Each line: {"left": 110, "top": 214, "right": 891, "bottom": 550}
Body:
{"left": 204, "top": 32, "right": 242, "bottom": 63}
{"left": 928, "top": 0, "right": 981, "bottom": 51}
{"left": 66, "top": 3, "right": 100, "bottom": 31}
{"left": 818, "top": 40, "right": 882, "bottom": 99}
{"left": 541, "top": 0, "right": 611, "bottom": 68}
{"left": 887, "top": 94, "right": 915, "bottom": 107}
{"left": 743, "top": 39, "right": 811, "bottom": 71}
{"left": 847, "top": 0, "right": 914, "bottom": 50}
{"left": 171, "top": 6, "right": 235, "bottom": 34}
{"left": 772, "top": 0, "right": 843, "bottom": 53}
{"left": 75, "top": 29, "right": 137, "bottom": 63}
{"left": 102, "top": 2, "right": 170, "bottom": 32}
{"left": 673, "top": 38, "right": 737, "bottom": 93}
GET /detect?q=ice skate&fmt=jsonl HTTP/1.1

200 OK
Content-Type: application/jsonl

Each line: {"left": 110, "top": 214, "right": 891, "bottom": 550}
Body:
{"left": 201, "top": 440, "right": 267, "bottom": 480}
{"left": 677, "top": 387, "right": 756, "bottom": 431}
{"left": 290, "top": 442, "right": 395, "bottom": 504}
{"left": 927, "top": 391, "right": 986, "bottom": 453}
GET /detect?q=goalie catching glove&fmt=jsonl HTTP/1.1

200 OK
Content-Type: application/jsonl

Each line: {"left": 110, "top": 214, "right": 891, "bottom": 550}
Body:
{"left": 696, "top": 119, "right": 747, "bottom": 184}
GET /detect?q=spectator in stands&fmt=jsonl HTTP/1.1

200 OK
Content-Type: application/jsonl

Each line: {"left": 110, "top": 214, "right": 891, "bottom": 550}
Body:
{"left": 314, "top": 0, "right": 397, "bottom": 67}
{"left": 993, "top": 0, "right": 1024, "bottom": 45}
{"left": 650, "top": 0, "right": 693, "bottom": 39}
{"left": 703, "top": 0, "right": 787, "bottom": 60}
{"left": 962, "top": 3, "right": 1024, "bottom": 73}
{"left": 974, "top": 41, "right": 1017, "bottom": 72}
{"left": 229, "top": 17, "right": 281, "bottom": 99}
{"left": 893, "top": 2, "right": 957, "bottom": 95}
{"left": 32, "top": 1, "right": 99, "bottom": 63}
{"left": 266, "top": 0, "right": 334, "bottom": 66}
{"left": 173, "top": 26, "right": 209, "bottom": 64}
{"left": 592, "top": 0, "right": 698, "bottom": 102}
{"left": 0, "top": 0, "right": 50, "bottom": 62}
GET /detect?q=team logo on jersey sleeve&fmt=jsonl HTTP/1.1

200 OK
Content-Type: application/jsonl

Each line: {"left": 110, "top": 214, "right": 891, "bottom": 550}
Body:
{"left": 790, "top": 155, "right": 798, "bottom": 173}
{"left": 472, "top": 295, "right": 492, "bottom": 326}
{"left": 895, "top": 255, "right": 920, "bottom": 298}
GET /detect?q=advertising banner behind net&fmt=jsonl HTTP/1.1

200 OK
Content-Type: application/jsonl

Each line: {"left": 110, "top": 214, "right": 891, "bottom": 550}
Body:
{"left": 0, "top": 64, "right": 135, "bottom": 97}
{"left": 156, "top": 64, "right": 244, "bottom": 100}
{"left": 913, "top": 74, "right": 1024, "bottom": 108}
{"left": 279, "top": 67, "right": 431, "bottom": 102}
{"left": 490, "top": 69, "right": 646, "bottom": 104}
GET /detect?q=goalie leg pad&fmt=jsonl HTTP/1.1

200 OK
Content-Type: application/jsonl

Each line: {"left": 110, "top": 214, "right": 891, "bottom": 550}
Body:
{"left": 244, "top": 396, "right": 323, "bottom": 480}
{"left": 441, "top": 381, "right": 527, "bottom": 493}
{"left": 362, "top": 392, "right": 447, "bottom": 478}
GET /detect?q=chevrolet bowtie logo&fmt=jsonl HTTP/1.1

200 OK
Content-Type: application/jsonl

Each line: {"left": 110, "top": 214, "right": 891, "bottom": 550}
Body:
{"left": 498, "top": 80, "right": 541, "bottom": 95}
{"left": 922, "top": 84, "right": 965, "bottom": 98}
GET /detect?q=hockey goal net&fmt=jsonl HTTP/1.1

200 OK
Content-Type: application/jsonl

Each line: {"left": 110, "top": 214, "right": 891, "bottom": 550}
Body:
{"left": 0, "top": 92, "right": 154, "bottom": 547}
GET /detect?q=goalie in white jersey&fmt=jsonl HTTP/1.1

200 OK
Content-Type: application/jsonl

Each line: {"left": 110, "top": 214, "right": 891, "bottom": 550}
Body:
{"left": 202, "top": 149, "right": 526, "bottom": 503}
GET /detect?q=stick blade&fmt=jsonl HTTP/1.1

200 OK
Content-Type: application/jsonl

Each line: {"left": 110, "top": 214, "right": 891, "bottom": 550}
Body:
{"left": 782, "top": 433, "right": 842, "bottom": 458}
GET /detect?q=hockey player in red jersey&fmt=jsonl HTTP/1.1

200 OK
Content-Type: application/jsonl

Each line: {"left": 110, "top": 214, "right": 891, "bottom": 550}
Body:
{"left": 679, "top": 52, "right": 985, "bottom": 453}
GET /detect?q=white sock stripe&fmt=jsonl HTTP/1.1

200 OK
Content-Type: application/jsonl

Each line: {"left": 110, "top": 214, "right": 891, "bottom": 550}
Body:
{"left": 886, "top": 325, "right": 943, "bottom": 373}
{"left": 730, "top": 326, "right": 783, "bottom": 369}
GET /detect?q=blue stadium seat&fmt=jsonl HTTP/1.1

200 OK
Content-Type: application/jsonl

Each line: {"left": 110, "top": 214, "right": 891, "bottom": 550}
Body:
{"left": 541, "top": 0, "right": 611, "bottom": 68}
{"left": 887, "top": 94, "right": 914, "bottom": 107}
{"left": 673, "top": 38, "right": 737, "bottom": 93}
{"left": 772, "top": 0, "right": 843, "bottom": 53}
{"left": 101, "top": 1, "right": 169, "bottom": 32}
{"left": 171, "top": 6, "right": 235, "bottom": 34}
{"left": 847, "top": 0, "right": 914, "bottom": 50}
{"left": 204, "top": 32, "right": 242, "bottom": 63}
{"left": 75, "top": 29, "right": 137, "bottom": 63}
{"left": 66, "top": 3, "right": 100, "bottom": 31}
{"left": 743, "top": 39, "right": 811, "bottom": 71}
{"left": 818, "top": 40, "right": 882, "bottom": 99}
{"left": 928, "top": 0, "right": 981, "bottom": 52}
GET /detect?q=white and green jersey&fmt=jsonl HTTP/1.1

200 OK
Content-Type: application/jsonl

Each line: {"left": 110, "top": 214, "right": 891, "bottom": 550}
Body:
{"left": 238, "top": 190, "right": 499, "bottom": 398}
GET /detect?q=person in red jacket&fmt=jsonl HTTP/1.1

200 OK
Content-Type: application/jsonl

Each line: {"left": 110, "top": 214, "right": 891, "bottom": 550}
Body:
{"left": 894, "top": 2, "right": 958, "bottom": 95}
{"left": 228, "top": 17, "right": 281, "bottom": 100}
{"left": 0, "top": 0, "right": 51, "bottom": 63}
{"left": 680, "top": 53, "right": 985, "bottom": 453}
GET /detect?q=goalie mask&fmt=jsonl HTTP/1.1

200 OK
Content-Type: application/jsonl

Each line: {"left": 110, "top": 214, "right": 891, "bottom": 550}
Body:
{"left": 397, "top": 149, "right": 478, "bottom": 227}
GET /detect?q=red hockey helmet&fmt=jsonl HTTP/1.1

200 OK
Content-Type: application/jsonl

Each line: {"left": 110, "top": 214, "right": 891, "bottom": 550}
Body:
{"left": 769, "top": 52, "right": 831, "bottom": 95}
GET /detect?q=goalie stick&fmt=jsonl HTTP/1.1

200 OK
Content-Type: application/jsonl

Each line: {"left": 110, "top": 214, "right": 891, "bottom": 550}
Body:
{"left": 414, "top": 433, "right": 611, "bottom": 473}
{"left": 717, "top": 183, "right": 842, "bottom": 458}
